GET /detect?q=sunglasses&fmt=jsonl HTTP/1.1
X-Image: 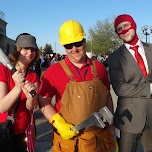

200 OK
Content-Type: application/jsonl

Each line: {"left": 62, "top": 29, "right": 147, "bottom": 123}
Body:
{"left": 64, "top": 39, "right": 84, "bottom": 50}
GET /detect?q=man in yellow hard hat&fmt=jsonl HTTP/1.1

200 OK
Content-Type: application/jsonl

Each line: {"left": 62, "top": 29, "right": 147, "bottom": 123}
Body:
{"left": 38, "top": 20, "right": 115, "bottom": 152}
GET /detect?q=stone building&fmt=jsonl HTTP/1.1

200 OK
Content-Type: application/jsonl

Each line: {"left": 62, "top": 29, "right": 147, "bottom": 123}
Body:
{"left": 0, "top": 11, "right": 15, "bottom": 55}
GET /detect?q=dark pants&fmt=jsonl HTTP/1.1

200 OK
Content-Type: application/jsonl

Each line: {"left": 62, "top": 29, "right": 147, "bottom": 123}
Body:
{"left": 1, "top": 132, "right": 27, "bottom": 152}
{"left": 117, "top": 129, "right": 152, "bottom": 152}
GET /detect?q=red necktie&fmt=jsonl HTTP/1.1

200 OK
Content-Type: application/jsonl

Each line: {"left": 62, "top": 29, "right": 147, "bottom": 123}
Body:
{"left": 130, "top": 45, "right": 147, "bottom": 77}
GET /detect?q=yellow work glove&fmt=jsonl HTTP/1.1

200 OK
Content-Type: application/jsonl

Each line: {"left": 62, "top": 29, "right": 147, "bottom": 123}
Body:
{"left": 114, "top": 139, "right": 119, "bottom": 152}
{"left": 49, "top": 113, "right": 79, "bottom": 140}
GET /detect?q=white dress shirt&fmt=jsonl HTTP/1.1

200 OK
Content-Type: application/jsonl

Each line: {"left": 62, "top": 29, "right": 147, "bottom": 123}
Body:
{"left": 124, "top": 40, "right": 152, "bottom": 94}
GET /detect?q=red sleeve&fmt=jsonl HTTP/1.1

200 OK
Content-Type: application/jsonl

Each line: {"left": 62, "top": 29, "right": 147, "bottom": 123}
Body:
{"left": 0, "top": 64, "right": 12, "bottom": 83}
{"left": 0, "top": 65, "right": 13, "bottom": 122}
{"left": 38, "top": 67, "right": 57, "bottom": 98}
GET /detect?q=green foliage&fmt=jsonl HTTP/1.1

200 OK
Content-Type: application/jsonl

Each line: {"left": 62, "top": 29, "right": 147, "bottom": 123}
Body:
{"left": 43, "top": 43, "right": 53, "bottom": 55}
{"left": 87, "top": 16, "right": 122, "bottom": 55}
{"left": 39, "top": 46, "right": 43, "bottom": 55}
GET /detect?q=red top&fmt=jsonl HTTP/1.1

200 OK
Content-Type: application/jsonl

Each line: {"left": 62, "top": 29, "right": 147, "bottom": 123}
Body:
{"left": 39, "top": 56, "right": 110, "bottom": 112}
{"left": 0, "top": 64, "right": 40, "bottom": 135}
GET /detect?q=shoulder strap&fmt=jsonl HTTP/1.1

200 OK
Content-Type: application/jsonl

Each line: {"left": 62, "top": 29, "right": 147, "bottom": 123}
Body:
{"left": 91, "top": 60, "right": 97, "bottom": 74}
{"left": 59, "top": 59, "right": 98, "bottom": 80}
{"left": 90, "top": 60, "right": 99, "bottom": 78}
{"left": 14, "top": 68, "right": 29, "bottom": 113}
{"left": 59, "top": 60, "right": 75, "bottom": 81}
{"left": 8, "top": 68, "right": 29, "bottom": 120}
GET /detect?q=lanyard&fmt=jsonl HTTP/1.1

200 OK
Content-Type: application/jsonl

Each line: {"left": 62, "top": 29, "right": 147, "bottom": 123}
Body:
{"left": 74, "top": 66, "right": 88, "bottom": 81}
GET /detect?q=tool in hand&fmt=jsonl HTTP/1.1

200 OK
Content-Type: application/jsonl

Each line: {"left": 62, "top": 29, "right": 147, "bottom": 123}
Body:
{"left": 71, "top": 106, "right": 113, "bottom": 132}
{"left": 0, "top": 48, "right": 36, "bottom": 97}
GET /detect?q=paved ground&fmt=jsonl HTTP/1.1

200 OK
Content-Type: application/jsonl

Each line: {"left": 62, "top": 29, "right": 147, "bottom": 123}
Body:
{"left": 34, "top": 110, "right": 53, "bottom": 152}
{"left": 34, "top": 86, "right": 144, "bottom": 152}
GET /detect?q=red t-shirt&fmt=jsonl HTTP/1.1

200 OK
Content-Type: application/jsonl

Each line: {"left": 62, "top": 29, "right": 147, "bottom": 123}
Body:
{"left": 39, "top": 57, "right": 110, "bottom": 112}
{"left": 0, "top": 64, "right": 40, "bottom": 135}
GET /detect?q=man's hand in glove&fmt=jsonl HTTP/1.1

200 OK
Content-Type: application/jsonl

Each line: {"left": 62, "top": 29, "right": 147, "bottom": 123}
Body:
{"left": 49, "top": 113, "right": 79, "bottom": 140}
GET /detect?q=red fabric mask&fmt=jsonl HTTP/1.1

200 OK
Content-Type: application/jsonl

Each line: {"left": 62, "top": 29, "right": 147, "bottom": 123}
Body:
{"left": 118, "top": 27, "right": 132, "bottom": 35}
{"left": 114, "top": 14, "right": 138, "bottom": 45}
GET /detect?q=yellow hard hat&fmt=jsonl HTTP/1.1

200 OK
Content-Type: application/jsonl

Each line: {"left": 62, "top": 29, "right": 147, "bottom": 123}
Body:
{"left": 59, "top": 20, "right": 86, "bottom": 45}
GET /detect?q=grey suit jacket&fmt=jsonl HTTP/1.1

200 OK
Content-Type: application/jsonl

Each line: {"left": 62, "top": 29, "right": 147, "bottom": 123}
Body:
{"left": 108, "top": 42, "right": 152, "bottom": 133}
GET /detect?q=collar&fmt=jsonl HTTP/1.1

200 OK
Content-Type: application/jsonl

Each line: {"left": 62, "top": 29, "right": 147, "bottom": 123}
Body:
{"left": 124, "top": 40, "right": 143, "bottom": 50}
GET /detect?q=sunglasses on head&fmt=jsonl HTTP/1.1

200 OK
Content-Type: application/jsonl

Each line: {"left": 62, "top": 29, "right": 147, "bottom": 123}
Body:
{"left": 64, "top": 39, "right": 84, "bottom": 50}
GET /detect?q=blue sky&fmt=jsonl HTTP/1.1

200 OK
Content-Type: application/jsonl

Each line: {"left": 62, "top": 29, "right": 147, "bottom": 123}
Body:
{"left": 1, "top": 0, "right": 152, "bottom": 54}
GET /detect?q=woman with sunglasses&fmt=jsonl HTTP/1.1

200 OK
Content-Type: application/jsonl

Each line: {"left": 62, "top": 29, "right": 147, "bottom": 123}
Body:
{"left": 0, "top": 33, "right": 40, "bottom": 152}
{"left": 38, "top": 20, "right": 115, "bottom": 152}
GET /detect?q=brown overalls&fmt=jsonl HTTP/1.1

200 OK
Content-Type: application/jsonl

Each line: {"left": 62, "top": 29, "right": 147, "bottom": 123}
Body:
{"left": 52, "top": 60, "right": 115, "bottom": 152}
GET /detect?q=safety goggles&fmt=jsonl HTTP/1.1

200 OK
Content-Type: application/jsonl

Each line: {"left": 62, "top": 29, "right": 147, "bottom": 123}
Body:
{"left": 116, "top": 23, "right": 131, "bottom": 34}
{"left": 64, "top": 39, "right": 84, "bottom": 50}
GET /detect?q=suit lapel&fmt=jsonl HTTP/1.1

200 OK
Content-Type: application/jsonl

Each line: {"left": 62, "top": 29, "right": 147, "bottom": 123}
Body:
{"left": 121, "top": 45, "right": 143, "bottom": 74}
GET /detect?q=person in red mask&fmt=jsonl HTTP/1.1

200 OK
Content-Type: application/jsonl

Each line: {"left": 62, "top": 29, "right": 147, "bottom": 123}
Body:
{"left": 108, "top": 14, "right": 152, "bottom": 152}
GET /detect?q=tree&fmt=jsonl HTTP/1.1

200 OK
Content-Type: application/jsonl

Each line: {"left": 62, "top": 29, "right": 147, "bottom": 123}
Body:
{"left": 43, "top": 43, "right": 53, "bottom": 55}
{"left": 87, "top": 16, "right": 122, "bottom": 55}
{"left": 39, "top": 46, "right": 43, "bottom": 55}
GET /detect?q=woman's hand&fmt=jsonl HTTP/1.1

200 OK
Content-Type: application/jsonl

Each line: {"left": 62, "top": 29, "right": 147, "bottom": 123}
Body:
{"left": 12, "top": 71, "right": 25, "bottom": 89}
{"left": 22, "top": 80, "right": 37, "bottom": 98}
{"left": 22, "top": 80, "right": 38, "bottom": 110}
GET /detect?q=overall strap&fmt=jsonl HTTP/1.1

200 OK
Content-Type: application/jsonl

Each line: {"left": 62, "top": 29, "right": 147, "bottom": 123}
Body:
{"left": 59, "top": 59, "right": 98, "bottom": 80}
{"left": 59, "top": 60, "right": 75, "bottom": 81}
{"left": 90, "top": 60, "right": 98, "bottom": 79}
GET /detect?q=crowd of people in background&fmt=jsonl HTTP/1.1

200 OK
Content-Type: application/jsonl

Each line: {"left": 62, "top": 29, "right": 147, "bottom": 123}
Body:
{"left": 33, "top": 52, "right": 110, "bottom": 80}
{"left": 33, "top": 53, "right": 66, "bottom": 78}
{"left": 33, "top": 52, "right": 110, "bottom": 79}
{"left": 92, "top": 53, "right": 109, "bottom": 67}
